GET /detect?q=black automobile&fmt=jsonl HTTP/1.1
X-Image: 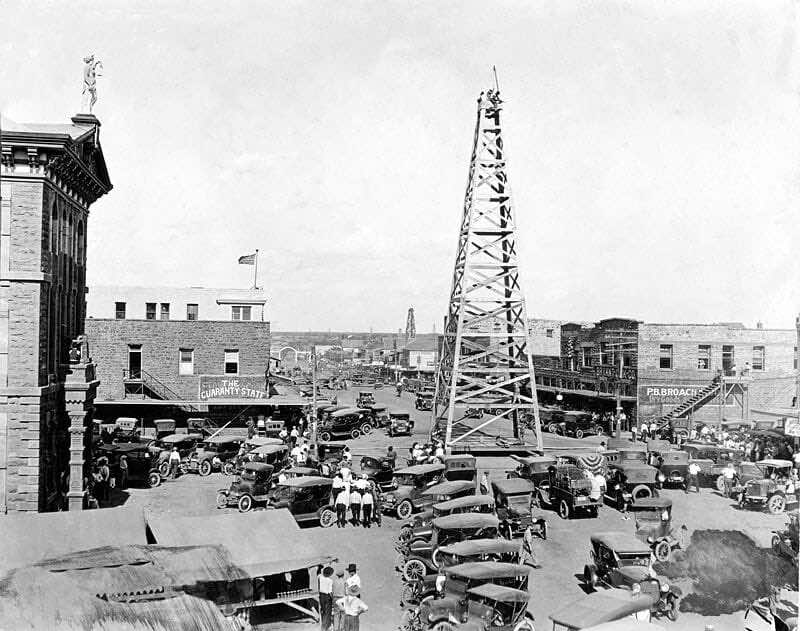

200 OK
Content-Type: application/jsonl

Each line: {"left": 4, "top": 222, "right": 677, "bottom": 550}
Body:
{"left": 387, "top": 411, "right": 414, "bottom": 437}
{"left": 216, "top": 462, "right": 275, "bottom": 512}
{"left": 318, "top": 407, "right": 373, "bottom": 441}
{"left": 186, "top": 436, "right": 243, "bottom": 476}
{"left": 360, "top": 455, "right": 395, "bottom": 491}
{"left": 267, "top": 475, "right": 337, "bottom": 527}
{"left": 96, "top": 442, "right": 162, "bottom": 488}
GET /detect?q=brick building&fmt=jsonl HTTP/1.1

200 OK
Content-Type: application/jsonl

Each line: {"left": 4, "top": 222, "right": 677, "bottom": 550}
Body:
{"left": 0, "top": 113, "right": 112, "bottom": 512}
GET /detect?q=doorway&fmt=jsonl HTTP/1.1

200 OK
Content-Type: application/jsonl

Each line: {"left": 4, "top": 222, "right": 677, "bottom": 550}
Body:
{"left": 128, "top": 345, "right": 142, "bottom": 379}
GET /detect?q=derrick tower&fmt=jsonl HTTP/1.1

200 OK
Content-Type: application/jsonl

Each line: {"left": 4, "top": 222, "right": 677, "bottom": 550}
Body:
{"left": 405, "top": 307, "right": 416, "bottom": 343}
{"left": 431, "top": 87, "right": 542, "bottom": 453}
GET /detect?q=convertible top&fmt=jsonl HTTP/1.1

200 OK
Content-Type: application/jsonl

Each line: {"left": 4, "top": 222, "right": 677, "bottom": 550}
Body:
{"left": 250, "top": 444, "right": 287, "bottom": 456}
{"left": 331, "top": 407, "right": 367, "bottom": 418}
{"left": 205, "top": 435, "right": 242, "bottom": 445}
{"left": 491, "top": 478, "right": 534, "bottom": 495}
{"left": 278, "top": 476, "right": 333, "bottom": 488}
{"left": 395, "top": 463, "right": 445, "bottom": 476}
{"left": 757, "top": 459, "right": 793, "bottom": 468}
{"left": 437, "top": 538, "right": 519, "bottom": 557}
{"left": 511, "top": 454, "right": 557, "bottom": 466}
{"left": 433, "top": 513, "right": 499, "bottom": 530}
{"left": 244, "top": 436, "right": 284, "bottom": 447}
{"left": 445, "top": 561, "right": 529, "bottom": 580}
{"left": 590, "top": 532, "right": 651, "bottom": 555}
{"left": 466, "top": 582, "right": 529, "bottom": 603}
{"left": 629, "top": 497, "right": 672, "bottom": 509}
{"left": 433, "top": 495, "right": 494, "bottom": 512}
{"left": 243, "top": 462, "right": 274, "bottom": 474}
{"left": 159, "top": 433, "right": 202, "bottom": 444}
{"left": 422, "top": 480, "right": 476, "bottom": 497}
{"left": 549, "top": 588, "right": 657, "bottom": 628}
{"left": 284, "top": 466, "right": 318, "bottom": 476}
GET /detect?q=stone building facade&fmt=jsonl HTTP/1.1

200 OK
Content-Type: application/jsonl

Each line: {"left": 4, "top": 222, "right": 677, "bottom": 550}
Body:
{"left": 0, "top": 114, "right": 112, "bottom": 512}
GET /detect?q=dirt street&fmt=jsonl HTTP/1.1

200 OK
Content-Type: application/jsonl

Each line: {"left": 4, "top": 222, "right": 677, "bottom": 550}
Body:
{"left": 122, "top": 387, "right": 793, "bottom": 631}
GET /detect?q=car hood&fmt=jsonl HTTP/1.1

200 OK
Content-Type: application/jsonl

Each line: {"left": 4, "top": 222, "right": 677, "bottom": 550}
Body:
{"left": 617, "top": 565, "right": 651, "bottom": 583}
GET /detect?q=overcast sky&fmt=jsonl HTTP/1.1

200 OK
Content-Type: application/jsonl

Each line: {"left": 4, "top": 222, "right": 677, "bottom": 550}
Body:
{"left": 2, "top": 1, "right": 798, "bottom": 332}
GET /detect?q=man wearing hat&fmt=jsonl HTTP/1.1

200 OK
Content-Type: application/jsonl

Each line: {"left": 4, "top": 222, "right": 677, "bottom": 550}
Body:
{"left": 331, "top": 568, "right": 346, "bottom": 630}
{"left": 345, "top": 563, "right": 361, "bottom": 596}
{"left": 335, "top": 584, "right": 368, "bottom": 630}
{"left": 318, "top": 565, "right": 334, "bottom": 630}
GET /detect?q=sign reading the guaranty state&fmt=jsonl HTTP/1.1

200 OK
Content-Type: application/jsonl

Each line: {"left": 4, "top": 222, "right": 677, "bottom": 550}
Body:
{"left": 199, "top": 375, "right": 267, "bottom": 401}
{"left": 638, "top": 384, "right": 702, "bottom": 404}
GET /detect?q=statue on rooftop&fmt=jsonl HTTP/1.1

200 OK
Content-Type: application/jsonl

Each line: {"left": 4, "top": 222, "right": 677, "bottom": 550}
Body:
{"left": 81, "top": 54, "right": 103, "bottom": 114}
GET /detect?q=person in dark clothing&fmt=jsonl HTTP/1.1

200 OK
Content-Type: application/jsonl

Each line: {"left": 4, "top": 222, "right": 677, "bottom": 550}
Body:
{"left": 119, "top": 455, "right": 129, "bottom": 490}
{"left": 97, "top": 457, "right": 111, "bottom": 504}
{"left": 386, "top": 446, "right": 397, "bottom": 468}
{"left": 318, "top": 565, "right": 334, "bottom": 630}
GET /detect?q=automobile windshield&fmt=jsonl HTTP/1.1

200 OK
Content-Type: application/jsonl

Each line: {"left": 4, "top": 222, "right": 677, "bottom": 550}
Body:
{"left": 634, "top": 510, "right": 662, "bottom": 523}
{"left": 203, "top": 443, "right": 220, "bottom": 453}
{"left": 617, "top": 552, "right": 650, "bottom": 566}
{"left": 241, "top": 470, "right": 257, "bottom": 482}
{"left": 394, "top": 474, "right": 419, "bottom": 487}
{"left": 271, "top": 484, "right": 293, "bottom": 500}
{"left": 506, "top": 495, "right": 530, "bottom": 512}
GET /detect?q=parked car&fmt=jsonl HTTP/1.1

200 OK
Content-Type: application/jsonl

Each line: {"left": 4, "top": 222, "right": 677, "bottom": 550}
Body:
{"left": 492, "top": 478, "right": 548, "bottom": 540}
{"left": 538, "top": 464, "right": 601, "bottom": 519}
{"left": 318, "top": 407, "right": 372, "bottom": 441}
{"left": 399, "top": 495, "right": 497, "bottom": 544}
{"left": 415, "top": 392, "right": 434, "bottom": 411}
{"left": 549, "top": 588, "right": 657, "bottom": 631}
{"left": 649, "top": 450, "right": 689, "bottom": 490}
{"left": 186, "top": 417, "right": 219, "bottom": 436}
{"left": 770, "top": 512, "right": 799, "bottom": 560}
{"left": 365, "top": 405, "right": 389, "bottom": 428}
{"left": 388, "top": 411, "right": 414, "bottom": 437}
{"left": 744, "top": 587, "right": 799, "bottom": 631}
{"left": 444, "top": 454, "right": 477, "bottom": 482}
{"left": 435, "top": 538, "right": 521, "bottom": 568}
{"left": 310, "top": 442, "right": 349, "bottom": 469}
{"left": 398, "top": 480, "right": 480, "bottom": 544}
{"left": 735, "top": 459, "right": 797, "bottom": 514}
{"left": 582, "top": 532, "right": 680, "bottom": 621}
{"left": 558, "top": 411, "right": 603, "bottom": 439}
{"left": 216, "top": 462, "right": 274, "bottom": 512}
{"left": 682, "top": 442, "right": 745, "bottom": 487}
{"left": 381, "top": 463, "right": 445, "bottom": 519}
{"left": 356, "top": 390, "right": 376, "bottom": 407}
{"left": 435, "top": 583, "right": 535, "bottom": 631}
{"left": 282, "top": 466, "right": 319, "bottom": 479}
{"left": 509, "top": 454, "right": 558, "bottom": 491}
{"left": 359, "top": 455, "right": 395, "bottom": 491}
{"left": 247, "top": 443, "right": 290, "bottom": 474}
{"left": 604, "top": 463, "right": 659, "bottom": 509}
{"left": 630, "top": 497, "right": 682, "bottom": 562}
{"left": 153, "top": 433, "right": 204, "bottom": 476}
{"left": 398, "top": 513, "right": 501, "bottom": 581}
{"left": 186, "top": 436, "right": 243, "bottom": 476}
{"left": 266, "top": 475, "right": 337, "bottom": 527}
{"left": 95, "top": 442, "right": 162, "bottom": 488}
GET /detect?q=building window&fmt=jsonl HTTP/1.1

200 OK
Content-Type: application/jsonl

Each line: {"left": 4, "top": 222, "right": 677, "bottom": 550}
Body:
{"left": 582, "top": 347, "right": 592, "bottom": 368}
{"left": 187, "top": 304, "right": 198, "bottom": 321}
{"left": 232, "top": 305, "right": 252, "bottom": 321}
{"left": 115, "top": 302, "right": 126, "bottom": 319}
{"left": 697, "top": 345, "right": 711, "bottom": 370}
{"left": 224, "top": 349, "right": 239, "bottom": 374}
{"left": 546, "top": 329, "right": 554, "bottom": 338}
{"left": 145, "top": 303, "right": 156, "bottom": 320}
{"left": 752, "top": 346, "right": 765, "bottom": 371}
{"left": 160, "top": 303, "right": 170, "bottom": 320}
{"left": 722, "top": 345, "right": 735, "bottom": 374}
{"left": 179, "top": 349, "right": 194, "bottom": 375}
{"left": 659, "top": 344, "right": 673, "bottom": 369}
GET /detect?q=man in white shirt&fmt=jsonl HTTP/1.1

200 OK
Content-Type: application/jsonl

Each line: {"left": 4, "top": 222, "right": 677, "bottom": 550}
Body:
{"left": 361, "top": 487, "right": 374, "bottom": 528}
{"left": 339, "top": 461, "right": 352, "bottom": 483}
{"left": 318, "top": 566, "right": 334, "bottom": 629}
{"left": 334, "top": 487, "right": 349, "bottom": 528}
{"left": 290, "top": 444, "right": 302, "bottom": 465}
{"left": 345, "top": 563, "right": 361, "bottom": 595}
{"left": 687, "top": 462, "right": 701, "bottom": 494}
{"left": 721, "top": 462, "right": 736, "bottom": 497}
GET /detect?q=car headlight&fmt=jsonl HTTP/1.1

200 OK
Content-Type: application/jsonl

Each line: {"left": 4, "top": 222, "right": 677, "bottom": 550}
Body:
{"left": 632, "top": 583, "right": 641, "bottom": 594}
{"left": 660, "top": 583, "right": 670, "bottom": 593}
{"left": 658, "top": 473, "right": 666, "bottom": 482}
{"left": 647, "top": 536, "right": 654, "bottom": 543}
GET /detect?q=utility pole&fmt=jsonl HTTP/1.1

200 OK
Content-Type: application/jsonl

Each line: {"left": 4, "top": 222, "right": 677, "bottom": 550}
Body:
{"left": 311, "top": 346, "right": 318, "bottom": 454}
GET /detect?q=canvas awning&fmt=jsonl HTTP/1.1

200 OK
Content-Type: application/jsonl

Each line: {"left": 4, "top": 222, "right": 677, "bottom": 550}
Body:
{"left": 146, "top": 509, "right": 334, "bottom": 577}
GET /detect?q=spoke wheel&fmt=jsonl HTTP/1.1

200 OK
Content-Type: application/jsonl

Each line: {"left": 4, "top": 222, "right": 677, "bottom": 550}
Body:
{"left": 575, "top": 429, "right": 584, "bottom": 439}
{"left": 148, "top": 471, "right": 162, "bottom": 488}
{"left": 238, "top": 495, "right": 253, "bottom": 513}
{"left": 361, "top": 423, "right": 372, "bottom": 435}
{"left": 399, "top": 526, "right": 414, "bottom": 543}
{"left": 767, "top": 494, "right": 786, "bottom": 514}
{"left": 350, "top": 429, "right": 361, "bottom": 440}
{"left": 402, "top": 558, "right": 426, "bottom": 582}
{"left": 400, "top": 581, "right": 421, "bottom": 607}
{"left": 559, "top": 499, "right": 571, "bottom": 520}
{"left": 222, "top": 461, "right": 235, "bottom": 476}
{"left": 319, "top": 431, "right": 331, "bottom": 442}
{"left": 715, "top": 475, "right": 726, "bottom": 494}
{"left": 199, "top": 460, "right": 212, "bottom": 477}
{"left": 319, "top": 507, "right": 336, "bottom": 528}
{"left": 654, "top": 540, "right": 671, "bottom": 562}
{"left": 397, "top": 500, "right": 413, "bottom": 520}
{"left": 432, "top": 622, "right": 456, "bottom": 631}
{"left": 216, "top": 492, "right": 229, "bottom": 508}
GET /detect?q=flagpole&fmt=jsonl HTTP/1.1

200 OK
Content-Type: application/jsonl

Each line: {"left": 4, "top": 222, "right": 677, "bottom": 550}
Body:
{"left": 254, "top": 249, "right": 259, "bottom": 289}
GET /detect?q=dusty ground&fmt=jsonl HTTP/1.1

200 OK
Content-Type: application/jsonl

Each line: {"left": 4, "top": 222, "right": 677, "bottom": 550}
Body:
{"left": 120, "top": 388, "right": 796, "bottom": 631}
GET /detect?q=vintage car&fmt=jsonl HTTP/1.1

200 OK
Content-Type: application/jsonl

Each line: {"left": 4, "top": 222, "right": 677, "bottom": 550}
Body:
{"left": 243, "top": 435, "right": 284, "bottom": 450}
{"left": 771, "top": 512, "right": 799, "bottom": 560}
{"left": 556, "top": 411, "right": 603, "bottom": 439}
{"left": 356, "top": 390, "right": 376, "bottom": 407}
{"left": 416, "top": 392, "right": 434, "bottom": 411}
{"left": 630, "top": 497, "right": 682, "bottom": 562}
{"left": 582, "top": 532, "right": 680, "bottom": 621}
{"left": 318, "top": 407, "right": 372, "bottom": 441}
{"left": 492, "top": 478, "right": 548, "bottom": 540}
{"left": 682, "top": 442, "right": 745, "bottom": 487}
{"left": 360, "top": 455, "right": 396, "bottom": 491}
{"left": 399, "top": 481, "right": 481, "bottom": 543}
{"left": 96, "top": 441, "right": 162, "bottom": 488}
{"left": 216, "top": 462, "right": 274, "bottom": 512}
{"left": 366, "top": 405, "right": 390, "bottom": 428}
{"left": 444, "top": 455, "right": 477, "bottom": 482}
{"left": 399, "top": 495, "right": 497, "bottom": 544}
{"left": 311, "top": 442, "right": 349, "bottom": 468}
{"left": 399, "top": 513, "right": 501, "bottom": 581}
{"left": 431, "top": 583, "right": 535, "bottom": 631}
{"left": 538, "top": 464, "right": 601, "bottom": 519}
{"left": 417, "top": 562, "right": 530, "bottom": 623}
{"left": 281, "top": 466, "right": 319, "bottom": 479}
{"left": 153, "top": 433, "right": 204, "bottom": 476}
{"left": 110, "top": 417, "right": 143, "bottom": 442}
{"left": 649, "top": 450, "right": 689, "bottom": 490}
{"left": 388, "top": 411, "right": 415, "bottom": 437}
{"left": 735, "top": 459, "right": 797, "bottom": 514}
{"left": 509, "top": 455, "right": 557, "bottom": 491}
{"left": 382, "top": 463, "right": 446, "bottom": 519}
{"left": 435, "top": 538, "right": 521, "bottom": 568}
{"left": 549, "top": 588, "right": 657, "bottom": 631}
{"left": 744, "top": 587, "right": 799, "bottom": 631}
{"left": 186, "top": 417, "right": 219, "bottom": 436}
{"left": 266, "top": 475, "right": 337, "bottom": 527}
{"left": 247, "top": 443, "right": 290, "bottom": 473}
{"left": 317, "top": 405, "right": 348, "bottom": 424}
{"left": 604, "top": 463, "right": 659, "bottom": 508}
{"left": 185, "top": 436, "right": 243, "bottom": 476}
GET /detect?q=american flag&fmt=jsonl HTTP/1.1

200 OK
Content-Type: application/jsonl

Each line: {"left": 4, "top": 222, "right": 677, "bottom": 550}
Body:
{"left": 238, "top": 253, "right": 256, "bottom": 265}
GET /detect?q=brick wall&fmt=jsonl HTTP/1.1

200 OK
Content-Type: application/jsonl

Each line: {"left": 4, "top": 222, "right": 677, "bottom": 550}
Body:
{"left": 86, "top": 319, "right": 271, "bottom": 401}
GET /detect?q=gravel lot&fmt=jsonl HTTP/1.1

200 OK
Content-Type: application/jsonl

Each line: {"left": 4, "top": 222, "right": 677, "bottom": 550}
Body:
{"left": 120, "top": 388, "right": 794, "bottom": 631}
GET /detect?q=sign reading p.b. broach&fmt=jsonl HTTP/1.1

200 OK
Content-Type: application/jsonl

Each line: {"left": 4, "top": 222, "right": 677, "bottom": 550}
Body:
{"left": 199, "top": 375, "right": 267, "bottom": 401}
{"left": 638, "top": 384, "right": 701, "bottom": 404}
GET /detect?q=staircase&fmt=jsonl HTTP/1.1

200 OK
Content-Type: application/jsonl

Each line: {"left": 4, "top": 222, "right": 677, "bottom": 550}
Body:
{"left": 658, "top": 377, "right": 721, "bottom": 429}
{"left": 123, "top": 369, "right": 198, "bottom": 411}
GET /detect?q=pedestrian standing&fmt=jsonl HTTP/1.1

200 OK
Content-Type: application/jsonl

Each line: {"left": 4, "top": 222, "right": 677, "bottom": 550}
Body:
{"left": 335, "top": 585, "right": 368, "bottom": 631}
{"left": 331, "top": 568, "right": 346, "bottom": 631}
{"left": 97, "top": 457, "right": 111, "bottom": 504}
{"left": 386, "top": 446, "right": 397, "bottom": 468}
{"left": 343, "top": 446, "right": 352, "bottom": 464}
{"left": 290, "top": 426, "right": 299, "bottom": 448}
{"left": 722, "top": 462, "right": 736, "bottom": 497}
{"left": 687, "top": 461, "right": 701, "bottom": 494}
{"left": 319, "top": 566, "right": 334, "bottom": 631}
{"left": 361, "top": 487, "right": 373, "bottom": 527}
{"left": 520, "top": 525, "right": 538, "bottom": 567}
{"left": 335, "top": 486, "right": 349, "bottom": 528}
{"left": 631, "top": 424, "right": 638, "bottom": 443}
{"left": 639, "top": 423, "right": 648, "bottom": 442}
{"left": 169, "top": 447, "right": 181, "bottom": 479}
{"left": 479, "top": 472, "right": 490, "bottom": 496}
{"left": 119, "top": 455, "right": 129, "bottom": 490}
{"left": 247, "top": 418, "right": 256, "bottom": 439}
{"left": 649, "top": 421, "right": 658, "bottom": 440}
{"left": 619, "top": 410, "right": 628, "bottom": 433}
{"left": 345, "top": 564, "right": 361, "bottom": 596}
{"left": 349, "top": 486, "right": 361, "bottom": 525}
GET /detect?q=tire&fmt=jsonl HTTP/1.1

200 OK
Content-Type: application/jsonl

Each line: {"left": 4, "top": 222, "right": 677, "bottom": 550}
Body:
{"left": 361, "top": 423, "right": 372, "bottom": 435}
{"left": 397, "top": 500, "right": 413, "bottom": 520}
{"left": 350, "top": 429, "right": 361, "bottom": 440}
{"left": 575, "top": 429, "right": 584, "bottom": 439}
{"left": 631, "top": 485, "right": 652, "bottom": 501}
{"left": 399, "top": 525, "right": 414, "bottom": 543}
{"left": 431, "top": 547, "right": 443, "bottom": 569}
{"left": 558, "top": 499, "right": 571, "bottom": 520}
{"left": 432, "top": 623, "right": 456, "bottom": 631}
{"left": 238, "top": 495, "right": 253, "bottom": 513}
{"left": 595, "top": 426, "right": 605, "bottom": 436}
{"left": 148, "top": 471, "right": 162, "bottom": 488}
{"left": 771, "top": 534, "right": 782, "bottom": 555}
{"left": 400, "top": 581, "right": 421, "bottom": 607}
{"left": 199, "top": 460, "right": 212, "bottom": 477}
{"left": 402, "top": 558, "right": 426, "bottom": 582}
{"left": 222, "top": 461, "right": 235, "bottom": 476}
{"left": 319, "top": 507, "right": 336, "bottom": 528}
{"left": 547, "top": 423, "right": 558, "bottom": 434}
{"left": 666, "top": 596, "right": 679, "bottom": 621}
{"left": 654, "top": 540, "right": 671, "bottom": 562}
{"left": 715, "top": 475, "right": 726, "bottom": 494}
{"left": 158, "top": 461, "right": 170, "bottom": 477}
{"left": 539, "top": 520, "right": 548, "bottom": 541}
{"left": 767, "top": 494, "right": 786, "bottom": 514}
{"left": 514, "top": 619, "right": 536, "bottom": 631}
{"left": 583, "top": 565, "right": 598, "bottom": 590}
{"left": 216, "top": 492, "right": 228, "bottom": 509}
{"left": 319, "top": 431, "right": 332, "bottom": 442}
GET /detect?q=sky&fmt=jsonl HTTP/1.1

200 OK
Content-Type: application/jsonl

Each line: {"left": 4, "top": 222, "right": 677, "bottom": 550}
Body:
{"left": 2, "top": 1, "right": 799, "bottom": 332}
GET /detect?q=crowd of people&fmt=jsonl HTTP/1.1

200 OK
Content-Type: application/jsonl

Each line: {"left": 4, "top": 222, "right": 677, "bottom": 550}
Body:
{"left": 318, "top": 562, "right": 368, "bottom": 630}
{"left": 332, "top": 469, "right": 381, "bottom": 528}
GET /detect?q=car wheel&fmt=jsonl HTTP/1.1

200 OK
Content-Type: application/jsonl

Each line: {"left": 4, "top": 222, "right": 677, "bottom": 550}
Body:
{"left": 575, "top": 429, "right": 584, "bottom": 439}
{"left": 771, "top": 534, "right": 782, "bottom": 555}
{"left": 583, "top": 565, "right": 598, "bottom": 590}
{"left": 319, "top": 431, "right": 332, "bottom": 442}
{"left": 399, "top": 525, "right": 414, "bottom": 543}
{"left": 199, "top": 460, "right": 212, "bottom": 477}
{"left": 237, "top": 495, "right": 253, "bottom": 513}
{"left": 148, "top": 471, "right": 162, "bottom": 488}
{"left": 397, "top": 500, "right": 413, "bottom": 520}
{"left": 431, "top": 547, "right": 444, "bottom": 569}
{"left": 222, "top": 462, "right": 235, "bottom": 476}
{"left": 547, "top": 423, "right": 558, "bottom": 434}
{"left": 402, "top": 558, "right": 426, "bottom": 582}
{"left": 558, "top": 499, "right": 571, "bottom": 519}
{"left": 319, "top": 507, "right": 336, "bottom": 528}
{"left": 767, "top": 494, "right": 786, "bottom": 514}
{"left": 666, "top": 595, "right": 679, "bottom": 621}
{"left": 514, "top": 619, "right": 536, "bottom": 631}
{"left": 350, "top": 429, "right": 361, "bottom": 440}
{"left": 654, "top": 540, "right": 671, "bottom": 562}
{"left": 216, "top": 492, "right": 228, "bottom": 509}
{"left": 158, "top": 461, "right": 170, "bottom": 477}
{"left": 595, "top": 425, "right": 605, "bottom": 436}
{"left": 400, "top": 581, "right": 421, "bottom": 607}
{"left": 715, "top": 475, "right": 726, "bottom": 494}
{"left": 631, "top": 484, "right": 652, "bottom": 501}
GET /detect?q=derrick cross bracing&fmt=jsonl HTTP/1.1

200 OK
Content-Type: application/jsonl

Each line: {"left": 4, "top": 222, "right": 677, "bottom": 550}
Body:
{"left": 431, "top": 87, "right": 543, "bottom": 454}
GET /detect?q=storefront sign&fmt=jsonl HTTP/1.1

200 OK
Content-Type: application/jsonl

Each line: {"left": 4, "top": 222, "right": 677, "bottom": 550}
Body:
{"left": 785, "top": 417, "right": 800, "bottom": 438}
{"left": 199, "top": 375, "right": 267, "bottom": 401}
{"left": 638, "top": 384, "right": 702, "bottom": 405}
